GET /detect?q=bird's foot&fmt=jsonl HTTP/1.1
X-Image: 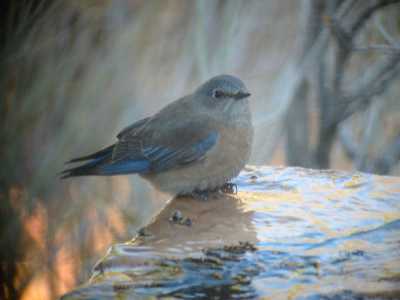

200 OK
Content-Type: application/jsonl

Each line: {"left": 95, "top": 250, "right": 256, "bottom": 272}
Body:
{"left": 186, "top": 184, "right": 237, "bottom": 201}
{"left": 220, "top": 182, "right": 238, "bottom": 194}
{"left": 190, "top": 190, "right": 213, "bottom": 201}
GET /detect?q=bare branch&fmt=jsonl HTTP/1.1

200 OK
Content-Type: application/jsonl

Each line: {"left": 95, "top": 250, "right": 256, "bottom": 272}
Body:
{"left": 349, "top": 0, "right": 400, "bottom": 36}
{"left": 339, "top": 52, "right": 400, "bottom": 122}
{"left": 353, "top": 44, "right": 400, "bottom": 53}
{"left": 357, "top": 101, "right": 384, "bottom": 170}
{"left": 297, "top": 0, "right": 325, "bottom": 61}
{"left": 336, "top": 0, "right": 359, "bottom": 19}
{"left": 286, "top": 0, "right": 400, "bottom": 171}
{"left": 375, "top": 15, "right": 399, "bottom": 45}
{"left": 338, "top": 124, "right": 358, "bottom": 161}
{"left": 328, "top": 16, "right": 353, "bottom": 51}
{"left": 371, "top": 133, "right": 400, "bottom": 174}
{"left": 339, "top": 103, "right": 399, "bottom": 175}
{"left": 327, "top": 1, "right": 400, "bottom": 47}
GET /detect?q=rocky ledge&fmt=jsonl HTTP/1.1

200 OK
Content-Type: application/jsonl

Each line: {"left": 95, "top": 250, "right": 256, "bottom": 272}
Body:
{"left": 61, "top": 166, "right": 400, "bottom": 300}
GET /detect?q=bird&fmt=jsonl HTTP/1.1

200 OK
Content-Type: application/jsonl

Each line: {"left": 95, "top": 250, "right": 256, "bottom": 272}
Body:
{"left": 61, "top": 74, "right": 253, "bottom": 198}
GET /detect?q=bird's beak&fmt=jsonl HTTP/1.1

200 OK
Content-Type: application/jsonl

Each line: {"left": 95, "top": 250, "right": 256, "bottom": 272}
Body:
{"left": 234, "top": 90, "right": 251, "bottom": 100}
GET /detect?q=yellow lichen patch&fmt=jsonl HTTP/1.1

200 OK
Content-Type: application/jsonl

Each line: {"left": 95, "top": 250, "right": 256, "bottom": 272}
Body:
{"left": 343, "top": 174, "right": 365, "bottom": 188}
{"left": 90, "top": 272, "right": 133, "bottom": 284}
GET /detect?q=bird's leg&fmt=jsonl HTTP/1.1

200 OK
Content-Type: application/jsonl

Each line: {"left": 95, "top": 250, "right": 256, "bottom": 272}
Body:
{"left": 190, "top": 190, "right": 213, "bottom": 201}
{"left": 186, "top": 183, "right": 237, "bottom": 201}
{"left": 220, "top": 182, "right": 237, "bottom": 194}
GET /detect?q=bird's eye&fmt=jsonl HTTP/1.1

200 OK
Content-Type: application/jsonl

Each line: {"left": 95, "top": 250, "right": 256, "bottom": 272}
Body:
{"left": 212, "top": 89, "right": 225, "bottom": 98}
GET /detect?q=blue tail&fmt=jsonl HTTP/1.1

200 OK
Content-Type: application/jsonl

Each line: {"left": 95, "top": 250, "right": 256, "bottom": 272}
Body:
{"left": 60, "top": 145, "right": 150, "bottom": 179}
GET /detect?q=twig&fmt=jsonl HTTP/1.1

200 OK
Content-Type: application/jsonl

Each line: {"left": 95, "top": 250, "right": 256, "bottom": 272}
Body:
{"left": 353, "top": 44, "right": 400, "bottom": 53}
{"left": 340, "top": 52, "right": 400, "bottom": 122}
{"left": 375, "top": 14, "right": 398, "bottom": 45}
{"left": 371, "top": 133, "right": 400, "bottom": 174}
{"left": 338, "top": 124, "right": 358, "bottom": 161}
{"left": 349, "top": 0, "right": 400, "bottom": 36}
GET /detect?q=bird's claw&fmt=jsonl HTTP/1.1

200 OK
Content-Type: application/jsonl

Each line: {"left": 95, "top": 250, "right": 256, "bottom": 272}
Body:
{"left": 191, "top": 190, "right": 211, "bottom": 201}
{"left": 220, "top": 182, "right": 237, "bottom": 194}
{"left": 189, "top": 183, "right": 237, "bottom": 201}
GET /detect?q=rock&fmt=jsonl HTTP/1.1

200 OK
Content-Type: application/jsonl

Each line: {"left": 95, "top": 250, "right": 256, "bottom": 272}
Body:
{"left": 60, "top": 166, "right": 400, "bottom": 300}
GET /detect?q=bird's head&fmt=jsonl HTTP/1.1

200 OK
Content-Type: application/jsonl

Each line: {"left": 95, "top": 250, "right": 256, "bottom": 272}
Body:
{"left": 194, "top": 74, "right": 251, "bottom": 118}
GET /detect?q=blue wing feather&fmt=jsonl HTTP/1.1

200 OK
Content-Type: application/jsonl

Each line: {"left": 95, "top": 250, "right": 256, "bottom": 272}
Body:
{"left": 143, "top": 131, "right": 219, "bottom": 172}
{"left": 100, "top": 159, "right": 150, "bottom": 175}
{"left": 193, "top": 131, "right": 219, "bottom": 154}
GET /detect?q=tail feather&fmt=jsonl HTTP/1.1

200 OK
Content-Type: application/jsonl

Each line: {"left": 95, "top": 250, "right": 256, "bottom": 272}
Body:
{"left": 60, "top": 144, "right": 151, "bottom": 179}
{"left": 61, "top": 145, "right": 114, "bottom": 179}
{"left": 65, "top": 145, "right": 115, "bottom": 164}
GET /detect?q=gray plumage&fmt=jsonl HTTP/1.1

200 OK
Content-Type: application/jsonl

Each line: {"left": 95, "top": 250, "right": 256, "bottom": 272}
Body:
{"left": 62, "top": 74, "right": 253, "bottom": 195}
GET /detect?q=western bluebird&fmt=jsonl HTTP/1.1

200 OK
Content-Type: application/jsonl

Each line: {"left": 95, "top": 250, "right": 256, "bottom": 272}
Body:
{"left": 61, "top": 74, "right": 253, "bottom": 197}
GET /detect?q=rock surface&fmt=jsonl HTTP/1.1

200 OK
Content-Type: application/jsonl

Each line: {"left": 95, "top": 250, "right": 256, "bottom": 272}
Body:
{"left": 61, "top": 166, "right": 400, "bottom": 300}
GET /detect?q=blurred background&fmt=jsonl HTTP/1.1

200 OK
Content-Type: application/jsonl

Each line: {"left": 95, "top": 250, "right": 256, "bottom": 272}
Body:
{"left": 0, "top": 0, "right": 399, "bottom": 299}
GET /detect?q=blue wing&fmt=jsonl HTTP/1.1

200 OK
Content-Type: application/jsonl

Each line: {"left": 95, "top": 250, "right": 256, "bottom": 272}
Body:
{"left": 68, "top": 130, "right": 220, "bottom": 176}
{"left": 99, "top": 159, "right": 150, "bottom": 175}
{"left": 108, "top": 113, "right": 221, "bottom": 174}
{"left": 142, "top": 131, "right": 219, "bottom": 172}
{"left": 61, "top": 118, "right": 219, "bottom": 177}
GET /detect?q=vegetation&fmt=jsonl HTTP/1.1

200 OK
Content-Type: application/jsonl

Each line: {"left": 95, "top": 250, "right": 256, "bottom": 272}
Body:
{"left": 0, "top": 1, "right": 399, "bottom": 299}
